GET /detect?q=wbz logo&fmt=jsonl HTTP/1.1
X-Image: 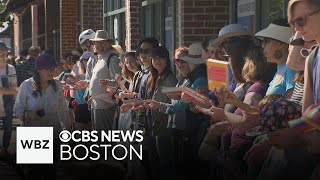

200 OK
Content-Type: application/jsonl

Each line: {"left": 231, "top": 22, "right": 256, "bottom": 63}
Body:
{"left": 16, "top": 127, "right": 53, "bottom": 164}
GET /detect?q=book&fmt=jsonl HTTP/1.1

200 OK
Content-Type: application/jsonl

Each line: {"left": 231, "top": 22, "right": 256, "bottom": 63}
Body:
{"left": 288, "top": 104, "right": 320, "bottom": 133}
{"left": 207, "top": 59, "right": 229, "bottom": 91}
{"left": 182, "top": 87, "right": 211, "bottom": 108}
{"left": 162, "top": 87, "right": 183, "bottom": 93}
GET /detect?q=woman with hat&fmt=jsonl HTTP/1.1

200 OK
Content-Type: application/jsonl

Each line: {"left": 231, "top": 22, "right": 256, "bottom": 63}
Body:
{"left": 14, "top": 54, "right": 70, "bottom": 179}
{"left": 288, "top": 0, "right": 320, "bottom": 112}
{"left": 255, "top": 19, "right": 296, "bottom": 98}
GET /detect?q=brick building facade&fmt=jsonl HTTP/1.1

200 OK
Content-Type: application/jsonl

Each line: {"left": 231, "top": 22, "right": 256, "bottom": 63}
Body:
{"left": 12, "top": 0, "right": 229, "bottom": 57}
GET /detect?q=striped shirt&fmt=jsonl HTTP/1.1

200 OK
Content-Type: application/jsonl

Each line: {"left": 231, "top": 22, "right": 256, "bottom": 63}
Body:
{"left": 290, "top": 81, "right": 304, "bottom": 107}
{"left": 16, "top": 58, "right": 35, "bottom": 86}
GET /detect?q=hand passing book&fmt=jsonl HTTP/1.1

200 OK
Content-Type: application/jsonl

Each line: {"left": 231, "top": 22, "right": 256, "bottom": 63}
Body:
{"left": 181, "top": 87, "right": 211, "bottom": 109}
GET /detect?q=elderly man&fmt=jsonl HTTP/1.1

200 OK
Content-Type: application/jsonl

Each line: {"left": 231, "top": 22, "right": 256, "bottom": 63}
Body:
{"left": 76, "top": 30, "right": 121, "bottom": 131}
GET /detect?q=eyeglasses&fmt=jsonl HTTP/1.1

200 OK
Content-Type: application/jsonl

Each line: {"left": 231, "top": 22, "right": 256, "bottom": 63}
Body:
{"left": 289, "top": 8, "right": 320, "bottom": 29}
{"left": 174, "top": 58, "right": 187, "bottom": 64}
{"left": 300, "top": 44, "right": 318, "bottom": 58}
{"left": 138, "top": 48, "right": 151, "bottom": 54}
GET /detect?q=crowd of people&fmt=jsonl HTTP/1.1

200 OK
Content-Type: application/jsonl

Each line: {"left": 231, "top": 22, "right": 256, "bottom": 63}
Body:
{"left": 0, "top": 0, "right": 320, "bottom": 179}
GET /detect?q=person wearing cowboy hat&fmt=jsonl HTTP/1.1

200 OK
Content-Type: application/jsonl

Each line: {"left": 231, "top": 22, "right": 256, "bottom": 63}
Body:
{"left": 75, "top": 30, "right": 121, "bottom": 132}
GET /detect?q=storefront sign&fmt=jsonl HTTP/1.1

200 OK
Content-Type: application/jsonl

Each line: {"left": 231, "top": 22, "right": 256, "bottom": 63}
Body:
{"left": 238, "top": 0, "right": 255, "bottom": 17}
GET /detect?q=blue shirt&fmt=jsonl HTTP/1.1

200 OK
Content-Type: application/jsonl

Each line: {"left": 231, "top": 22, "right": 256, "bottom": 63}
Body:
{"left": 266, "top": 64, "right": 296, "bottom": 97}
{"left": 313, "top": 49, "right": 320, "bottom": 103}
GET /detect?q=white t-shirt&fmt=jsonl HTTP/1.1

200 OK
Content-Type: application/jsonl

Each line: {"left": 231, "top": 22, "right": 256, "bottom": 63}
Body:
{"left": 0, "top": 64, "right": 17, "bottom": 117}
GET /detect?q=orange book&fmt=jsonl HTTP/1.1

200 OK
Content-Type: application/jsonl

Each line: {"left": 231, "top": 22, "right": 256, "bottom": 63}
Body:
{"left": 207, "top": 59, "right": 229, "bottom": 91}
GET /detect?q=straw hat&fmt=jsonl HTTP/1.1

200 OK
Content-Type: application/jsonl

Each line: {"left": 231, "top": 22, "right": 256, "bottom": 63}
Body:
{"left": 90, "top": 30, "right": 113, "bottom": 41}
{"left": 255, "top": 23, "right": 294, "bottom": 44}
{"left": 211, "top": 24, "right": 251, "bottom": 47}
{"left": 181, "top": 42, "right": 205, "bottom": 64}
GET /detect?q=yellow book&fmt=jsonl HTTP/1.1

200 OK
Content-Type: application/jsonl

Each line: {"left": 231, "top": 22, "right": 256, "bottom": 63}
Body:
{"left": 207, "top": 59, "right": 229, "bottom": 91}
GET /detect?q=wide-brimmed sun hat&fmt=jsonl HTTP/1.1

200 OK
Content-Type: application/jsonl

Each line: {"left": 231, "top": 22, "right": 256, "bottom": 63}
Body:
{"left": 181, "top": 42, "right": 205, "bottom": 64}
{"left": 90, "top": 30, "right": 113, "bottom": 41}
{"left": 211, "top": 24, "right": 251, "bottom": 47}
{"left": 255, "top": 23, "right": 294, "bottom": 44}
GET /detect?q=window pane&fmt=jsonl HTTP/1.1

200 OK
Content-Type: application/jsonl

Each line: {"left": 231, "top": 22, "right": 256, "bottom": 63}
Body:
{"left": 261, "top": 0, "right": 287, "bottom": 28}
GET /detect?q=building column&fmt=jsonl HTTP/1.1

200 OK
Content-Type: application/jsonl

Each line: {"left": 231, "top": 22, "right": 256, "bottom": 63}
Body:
{"left": 31, "top": 4, "right": 39, "bottom": 47}
{"left": 45, "top": 0, "right": 54, "bottom": 50}
{"left": 13, "top": 14, "right": 22, "bottom": 57}
{"left": 60, "top": 0, "right": 77, "bottom": 56}
{"left": 125, "top": 0, "right": 141, "bottom": 51}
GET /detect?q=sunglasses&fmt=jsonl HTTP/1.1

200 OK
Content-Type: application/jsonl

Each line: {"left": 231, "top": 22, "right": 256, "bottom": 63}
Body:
{"left": 289, "top": 8, "right": 320, "bottom": 29}
{"left": 300, "top": 44, "right": 318, "bottom": 58}
{"left": 138, "top": 48, "right": 151, "bottom": 54}
{"left": 174, "top": 58, "right": 187, "bottom": 64}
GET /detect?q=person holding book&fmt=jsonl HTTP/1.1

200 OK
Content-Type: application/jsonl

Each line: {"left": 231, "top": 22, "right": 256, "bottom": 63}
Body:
{"left": 255, "top": 19, "right": 296, "bottom": 98}
{"left": 143, "top": 46, "right": 177, "bottom": 180}
{"left": 143, "top": 46, "right": 189, "bottom": 178}
{"left": 13, "top": 54, "right": 70, "bottom": 179}
{"left": 287, "top": 0, "right": 320, "bottom": 112}
{"left": 144, "top": 42, "right": 210, "bottom": 179}
{"left": 73, "top": 53, "right": 92, "bottom": 130}
{"left": 197, "top": 45, "right": 276, "bottom": 179}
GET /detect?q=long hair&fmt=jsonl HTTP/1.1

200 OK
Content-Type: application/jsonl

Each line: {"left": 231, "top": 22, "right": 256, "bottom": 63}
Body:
{"left": 146, "top": 46, "right": 172, "bottom": 97}
{"left": 32, "top": 72, "right": 57, "bottom": 97}
{"left": 122, "top": 52, "right": 141, "bottom": 81}
{"left": 242, "top": 46, "right": 277, "bottom": 83}
{"left": 221, "top": 36, "right": 255, "bottom": 83}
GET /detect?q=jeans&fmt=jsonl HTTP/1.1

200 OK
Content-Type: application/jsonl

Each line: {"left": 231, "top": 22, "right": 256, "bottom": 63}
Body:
{"left": 2, "top": 98, "right": 14, "bottom": 149}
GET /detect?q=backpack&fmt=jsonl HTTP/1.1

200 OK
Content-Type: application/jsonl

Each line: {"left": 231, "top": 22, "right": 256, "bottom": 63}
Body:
{"left": 107, "top": 53, "right": 116, "bottom": 74}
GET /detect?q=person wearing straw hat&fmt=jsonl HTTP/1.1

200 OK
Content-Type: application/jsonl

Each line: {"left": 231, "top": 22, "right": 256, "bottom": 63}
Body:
{"left": 76, "top": 30, "right": 121, "bottom": 132}
{"left": 255, "top": 19, "right": 296, "bottom": 98}
{"left": 210, "top": 24, "right": 252, "bottom": 94}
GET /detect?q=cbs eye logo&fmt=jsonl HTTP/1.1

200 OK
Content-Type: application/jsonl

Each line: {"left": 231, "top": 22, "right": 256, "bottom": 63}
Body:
{"left": 59, "top": 130, "right": 71, "bottom": 143}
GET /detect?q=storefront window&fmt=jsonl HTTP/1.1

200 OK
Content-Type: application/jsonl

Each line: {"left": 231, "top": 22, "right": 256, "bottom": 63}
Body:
{"left": 233, "top": 0, "right": 289, "bottom": 33}
{"left": 260, "top": 0, "right": 289, "bottom": 28}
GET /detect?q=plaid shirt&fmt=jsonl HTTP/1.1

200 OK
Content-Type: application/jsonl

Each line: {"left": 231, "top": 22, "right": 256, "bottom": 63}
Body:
{"left": 16, "top": 58, "right": 35, "bottom": 86}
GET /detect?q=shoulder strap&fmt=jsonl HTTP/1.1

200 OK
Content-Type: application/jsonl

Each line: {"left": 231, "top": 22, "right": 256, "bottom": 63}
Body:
{"left": 6, "top": 64, "right": 9, "bottom": 75}
{"left": 308, "top": 46, "right": 319, "bottom": 88}
{"left": 107, "top": 53, "right": 116, "bottom": 70}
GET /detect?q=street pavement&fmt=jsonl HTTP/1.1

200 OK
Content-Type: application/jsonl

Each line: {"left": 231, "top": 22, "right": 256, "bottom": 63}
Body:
{"left": 0, "top": 117, "right": 20, "bottom": 179}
